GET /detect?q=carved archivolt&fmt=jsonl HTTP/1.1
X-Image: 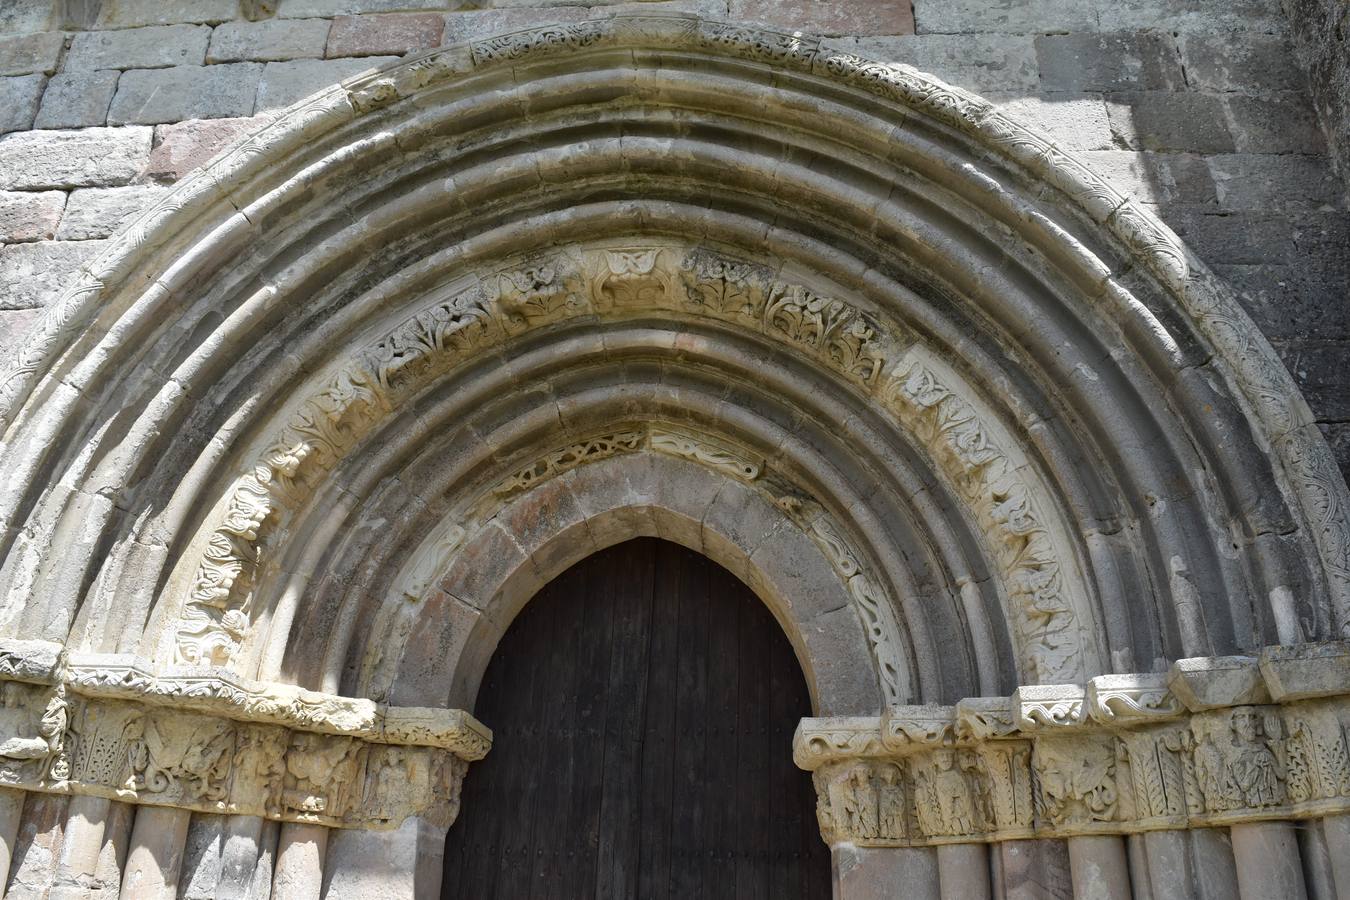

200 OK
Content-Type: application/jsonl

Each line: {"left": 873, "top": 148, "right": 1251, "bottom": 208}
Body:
{"left": 173, "top": 243, "right": 1093, "bottom": 698}
{"left": 0, "top": 640, "right": 489, "bottom": 830}
{"left": 795, "top": 640, "right": 1350, "bottom": 846}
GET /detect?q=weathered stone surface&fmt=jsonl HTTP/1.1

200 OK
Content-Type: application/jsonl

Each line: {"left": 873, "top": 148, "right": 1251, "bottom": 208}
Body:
{"left": 1223, "top": 93, "right": 1328, "bottom": 153}
{"left": 1278, "top": 342, "right": 1350, "bottom": 422}
{"left": 67, "top": 24, "right": 211, "bottom": 71}
{"left": 1168, "top": 655, "right": 1270, "bottom": 710}
{"left": 144, "top": 115, "right": 270, "bottom": 182}
{"left": 109, "top": 63, "right": 263, "bottom": 125}
{"left": 255, "top": 56, "right": 398, "bottom": 110}
{"left": 326, "top": 13, "right": 444, "bottom": 57}
{"left": 0, "top": 73, "right": 44, "bottom": 135}
{"left": 0, "top": 0, "right": 53, "bottom": 36}
{"left": 1283, "top": 0, "right": 1350, "bottom": 189}
{"left": 993, "top": 93, "right": 1114, "bottom": 150}
{"left": 0, "top": 126, "right": 151, "bottom": 189}
{"left": 1106, "top": 92, "right": 1236, "bottom": 152}
{"left": 915, "top": 0, "right": 1096, "bottom": 34}
{"left": 1206, "top": 153, "right": 1345, "bottom": 210}
{"left": 855, "top": 33, "right": 1039, "bottom": 93}
{"left": 0, "top": 189, "right": 66, "bottom": 242}
{"left": 0, "top": 31, "right": 62, "bottom": 76}
{"left": 56, "top": 184, "right": 170, "bottom": 240}
{"left": 34, "top": 70, "right": 120, "bottom": 129}
{"left": 729, "top": 0, "right": 916, "bottom": 35}
{"left": 1260, "top": 641, "right": 1350, "bottom": 700}
{"left": 1079, "top": 150, "right": 1218, "bottom": 206}
{"left": 208, "top": 18, "right": 332, "bottom": 63}
{"left": 1094, "top": 0, "right": 1288, "bottom": 32}
{"left": 1036, "top": 32, "right": 1184, "bottom": 92}
{"left": 0, "top": 306, "right": 40, "bottom": 363}
{"left": 0, "top": 239, "right": 106, "bottom": 309}
{"left": 440, "top": 7, "right": 591, "bottom": 44}
{"left": 279, "top": 0, "right": 461, "bottom": 16}
{"left": 93, "top": 0, "right": 239, "bottom": 28}
{"left": 1178, "top": 32, "right": 1308, "bottom": 94}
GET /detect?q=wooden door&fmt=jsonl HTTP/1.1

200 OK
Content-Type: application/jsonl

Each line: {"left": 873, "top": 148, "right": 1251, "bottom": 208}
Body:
{"left": 442, "top": 537, "right": 830, "bottom": 899}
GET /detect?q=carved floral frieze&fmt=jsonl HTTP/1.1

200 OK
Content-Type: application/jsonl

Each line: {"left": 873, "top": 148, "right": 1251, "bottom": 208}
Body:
{"left": 0, "top": 640, "right": 490, "bottom": 830}
{"left": 795, "top": 641, "right": 1350, "bottom": 846}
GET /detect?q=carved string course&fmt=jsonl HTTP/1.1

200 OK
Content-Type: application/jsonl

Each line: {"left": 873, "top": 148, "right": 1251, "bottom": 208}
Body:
{"left": 0, "top": 640, "right": 489, "bottom": 830}
{"left": 795, "top": 641, "right": 1350, "bottom": 847}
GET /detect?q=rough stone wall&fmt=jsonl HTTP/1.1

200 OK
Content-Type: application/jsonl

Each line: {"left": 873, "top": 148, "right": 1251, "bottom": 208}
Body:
{"left": 0, "top": 0, "right": 1346, "bottom": 477}
{"left": 1283, "top": 0, "right": 1350, "bottom": 179}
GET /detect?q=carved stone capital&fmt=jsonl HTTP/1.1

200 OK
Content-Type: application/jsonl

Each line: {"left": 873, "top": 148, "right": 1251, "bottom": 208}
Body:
{"left": 0, "top": 641, "right": 490, "bottom": 831}
{"left": 796, "top": 641, "right": 1350, "bottom": 846}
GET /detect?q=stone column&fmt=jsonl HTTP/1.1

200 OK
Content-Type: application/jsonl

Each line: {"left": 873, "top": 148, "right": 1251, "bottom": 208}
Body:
{"left": 1141, "top": 830, "right": 1194, "bottom": 898}
{"left": 1067, "top": 835, "right": 1131, "bottom": 900}
{"left": 1189, "top": 828, "right": 1238, "bottom": 899}
{"left": 8, "top": 793, "right": 70, "bottom": 898}
{"left": 120, "top": 805, "right": 191, "bottom": 899}
{"left": 936, "top": 842, "right": 990, "bottom": 900}
{"left": 1125, "top": 836, "right": 1154, "bottom": 900}
{"left": 323, "top": 817, "right": 420, "bottom": 900}
{"left": 997, "top": 839, "right": 1072, "bottom": 900}
{"left": 1231, "top": 821, "right": 1308, "bottom": 900}
{"left": 271, "top": 822, "right": 328, "bottom": 900}
{"left": 0, "top": 787, "right": 25, "bottom": 890}
{"left": 1321, "top": 813, "right": 1350, "bottom": 899}
{"left": 49, "top": 795, "right": 109, "bottom": 899}
{"left": 833, "top": 845, "right": 940, "bottom": 900}
{"left": 214, "top": 815, "right": 270, "bottom": 900}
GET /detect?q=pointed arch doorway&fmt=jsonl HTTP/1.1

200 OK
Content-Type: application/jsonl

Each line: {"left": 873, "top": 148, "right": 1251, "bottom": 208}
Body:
{"left": 441, "top": 537, "right": 830, "bottom": 898}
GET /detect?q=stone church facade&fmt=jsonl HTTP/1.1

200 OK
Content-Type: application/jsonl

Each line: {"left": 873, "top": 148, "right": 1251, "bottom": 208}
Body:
{"left": 0, "top": 1, "right": 1348, "bottom": 898}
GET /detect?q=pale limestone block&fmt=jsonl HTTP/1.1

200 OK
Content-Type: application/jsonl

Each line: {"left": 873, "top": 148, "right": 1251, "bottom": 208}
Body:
{"left": 34, "top": 71, "right": 120, "bottom": 129}
{"left": 855, "top": 33, "right": 1039, "bottom": 93}
{"left": 56, "top": 184, "right": 169, "bottom": 240}
{"left": 321, "top": 817, "right": 418, "bottom": 899}
{"left": 991, "top": 93, "right": 1115, "bottom": 151}
{"left": 209, "top": 19, "right": 333, "bottom": 63}
{"left": 440, "top": 7, "right": 591, "bottom": 44}
{"left": 1259, "top": 640, "right": 1350, "bottom": 700}
{"left": 0, "top": 1, "right": 53, "bottom": 36}
{"left": 0, "top": 126, "right": 152, "bottom": 190}
{"left": 67, "top": 24, "right": 211, "bottom": 71}
{"left": 0, "top": 31, "right": 62, "bottom": 76}
{"left": 255, "top": 56, "right": 399, "bottom": 111}
{"left": 0, "top": 240, "right": 108, "bottom": 310}
{"left": 0, "top": 190, "right": 65, "bottom": 242}
{"left": 109, "top": 64, "right": 263, "bottom": 125}
{"left": 279, "top": 0, "right": 459, "bottom": 16}
{"left": 94, "top": 0, "right": 239, "bottom": 28}
{"left": 1168, "top": 655, "right": 1270, "bottom": 711}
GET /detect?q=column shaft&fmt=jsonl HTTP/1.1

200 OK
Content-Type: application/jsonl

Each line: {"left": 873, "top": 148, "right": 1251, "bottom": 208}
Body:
{"left": 271, "top": 822, "right": 328, "bottom": 900}
{"left": 120, "top": 805, "right": 191, "bottom": 899}
{"left": 1067, "top": 835, "right": 1131, "bottom": 900}
{"left": 833, "top": 845, "right": 939, "bottom": 900}
{"left": 937, "top": 842, "right": 991, "bottom": 900}
{"left": 0, "top": 787, "right": 25, "bottom": 892}
{"left": 1231, "top": 821, "right": 1308, "bottom": 900}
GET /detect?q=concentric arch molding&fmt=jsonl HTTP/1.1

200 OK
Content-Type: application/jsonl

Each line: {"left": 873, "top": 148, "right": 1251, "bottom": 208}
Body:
{"left": 0, "top": 639, "right": 490, "bottom": 830}
{"left": 168, "top": 243, "right": 1100, "bottom": 696}
{"left": 793, "top": 640, "right": 1350, "bottom": 847}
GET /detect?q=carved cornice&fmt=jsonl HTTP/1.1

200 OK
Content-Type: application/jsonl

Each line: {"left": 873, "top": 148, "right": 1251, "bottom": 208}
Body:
{"left": 795, "top": 641, "right": 1350, "bottom": 846}
{"left": 0, "top": 641, "right": 490, "bottom": 830}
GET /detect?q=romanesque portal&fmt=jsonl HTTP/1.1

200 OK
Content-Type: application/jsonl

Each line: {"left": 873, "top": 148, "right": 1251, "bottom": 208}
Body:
{"left": 0, "top": 12, "right": 1348, "bottom": 900}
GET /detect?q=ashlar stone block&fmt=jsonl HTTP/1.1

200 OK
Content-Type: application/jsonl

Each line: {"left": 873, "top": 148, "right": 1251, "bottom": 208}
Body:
{"left": 109, "top": 64, "right": 263, "bottom": 125}
{"left": 0, "top": 73, "right": 44, "bottom": 135}
{"left": 93, "top": 0, "right": 239, "bottom": 28}
{"left": 1036, "top": 32, "right": 1184, "bottom": 92}
{"left": 0, "top": 190, "right": 66, "bottom": 242}
{"left": 208, "top": 19, "right": 332, "bottom": 63}
{"left": 856, "top": 34, "right": 1039, "bottom": 93}
{"left": 0, "top": 126, "right": 152, "bottom": 190}
{"left": 326, "top": 13, "right": 444, "bottom": 57}
{"left": 56, "top": 184, "right": 170, "bottom": 240}
{"left": 729, "top": 0, "right": 916, "bottom": 36}
{"left": 34, "top": 70, "right": 120, "bottom": 129}
{"left": 66, "top": 24, "right": 212, "bottom": 71}
{"left": 0, "top": 31, "right": 63, "bottom": 76}
{"left": 255, "top": 56, "right": 398, "bottom": 111}
{"left": 0, "top": 239, "right": 108, "bottom": 309}
{"left": 144, "top": 116, "right": 271, "bottom": 182}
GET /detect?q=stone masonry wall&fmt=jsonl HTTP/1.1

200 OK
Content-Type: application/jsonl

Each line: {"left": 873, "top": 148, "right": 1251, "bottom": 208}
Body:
{"left": 0, "top": 0, "right": 1347, "bottom": 478}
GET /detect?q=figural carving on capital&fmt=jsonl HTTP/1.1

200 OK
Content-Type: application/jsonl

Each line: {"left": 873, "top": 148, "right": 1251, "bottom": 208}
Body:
{"left": 796, "top": 641, "right": 1350, "bottom": 847}
{"left": 0, "top": 640, "right": 490, "bottom": 831}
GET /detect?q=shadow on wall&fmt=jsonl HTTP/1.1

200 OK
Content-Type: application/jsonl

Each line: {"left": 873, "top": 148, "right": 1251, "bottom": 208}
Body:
{"left": 0, "top": 0, "right": 1345, "bottom": 479}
